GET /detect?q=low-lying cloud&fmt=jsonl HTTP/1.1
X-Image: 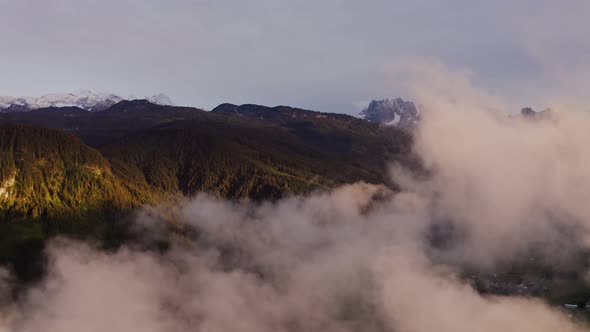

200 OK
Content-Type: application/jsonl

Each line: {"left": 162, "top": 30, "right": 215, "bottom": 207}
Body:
{"left": 1, "top": 66, "right": 590, "bottom": 331}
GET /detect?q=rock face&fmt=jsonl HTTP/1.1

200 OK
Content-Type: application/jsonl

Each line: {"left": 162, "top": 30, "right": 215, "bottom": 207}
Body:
{"left": 358, "top": 98, "right": 419, "bottom": 128}
{"left": 520, "top": 107, "right": 552, "bottom": 119}
{"left": 521, "top": 107, "right": 536, "bottom": 117}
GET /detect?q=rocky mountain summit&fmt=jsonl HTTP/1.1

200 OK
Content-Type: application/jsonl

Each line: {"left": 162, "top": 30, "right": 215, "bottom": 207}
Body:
{"left": 358, "top": 98, "right": 419, "bottom": 128}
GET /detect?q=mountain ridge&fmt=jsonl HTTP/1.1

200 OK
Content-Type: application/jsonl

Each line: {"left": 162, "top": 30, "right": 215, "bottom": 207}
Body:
{"left": 0, "top": 90, "right": 174, "bottom": 113}
{"left": 0, "top": 100, "right": 414, "bottom": 222}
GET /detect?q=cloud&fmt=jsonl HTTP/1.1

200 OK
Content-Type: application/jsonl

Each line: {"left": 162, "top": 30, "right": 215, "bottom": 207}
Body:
{"left": 0, "top": 182, "right": 586, "bottom": 331}
{"left": 376, "top": 249, "right": 582, "bottom": 332}
{"left": 392, "top": 61, "right": 590, "bottom": 267}
{"left": 1, "top": 62, "right": 590, "bottom": 331}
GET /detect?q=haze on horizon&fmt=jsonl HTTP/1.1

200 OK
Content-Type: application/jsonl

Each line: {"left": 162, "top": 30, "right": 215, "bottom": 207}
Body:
{"left": 1, "top": 0, "right": 589, "bottom": 114}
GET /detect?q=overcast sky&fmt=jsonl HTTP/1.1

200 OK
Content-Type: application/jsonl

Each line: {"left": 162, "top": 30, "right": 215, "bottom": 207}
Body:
{"left": 1, "top": 0, "right": 589, "bottom": 114}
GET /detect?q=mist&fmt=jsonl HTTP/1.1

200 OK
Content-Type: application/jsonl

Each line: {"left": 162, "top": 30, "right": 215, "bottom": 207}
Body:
{"left": 1, "top": 66, "right": 590, "bottom": 331}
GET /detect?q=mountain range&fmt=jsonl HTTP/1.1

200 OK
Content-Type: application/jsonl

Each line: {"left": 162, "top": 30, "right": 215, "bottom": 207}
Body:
{"left": 0, "top": 92, "right": 423, "bottom": 128}
{"left": 0, "top": 94, "right": 586, "bottom": 308}
{"left": 0, "top": 98, "right": 418, "bottom": 279}
{"left": 0, "top": 99, "right": 414, "bottom": 222}
{"left": 0, "top": 92, "right": 551, "bottom": 227}
{"left": 0, "top": 90, "right": 174, "bottom": 112}
{"left": 1, "top": 92, "right": 550, "bottom": 129}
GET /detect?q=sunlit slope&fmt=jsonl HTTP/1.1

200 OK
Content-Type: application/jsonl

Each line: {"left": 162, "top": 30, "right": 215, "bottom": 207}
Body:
{"left": 0, "top": 124, "right": 135, "bottom": 222}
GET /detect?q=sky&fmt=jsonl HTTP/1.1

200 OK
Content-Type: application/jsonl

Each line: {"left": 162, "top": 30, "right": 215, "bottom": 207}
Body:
{"left": 1, "top": 0, "right": 589, "bottom": 114}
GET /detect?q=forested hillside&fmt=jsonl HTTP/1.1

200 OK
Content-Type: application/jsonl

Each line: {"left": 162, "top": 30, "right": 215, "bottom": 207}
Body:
{"left": 0, "top": 101, "right": 414, "bottom": 281}
{"left": 0, "top": 100, "right": 413, "bottom": 214}
{"left": 0, "top": 124, "right": 134, "bottom": 222}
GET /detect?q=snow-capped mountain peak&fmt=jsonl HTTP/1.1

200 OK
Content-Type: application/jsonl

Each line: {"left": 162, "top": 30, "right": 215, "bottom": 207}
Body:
{"left": 358, "top": 98, "right": 419, "bottom": 128}
{"left": 0, "top": 91, "right": 174, "bottom": 112}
